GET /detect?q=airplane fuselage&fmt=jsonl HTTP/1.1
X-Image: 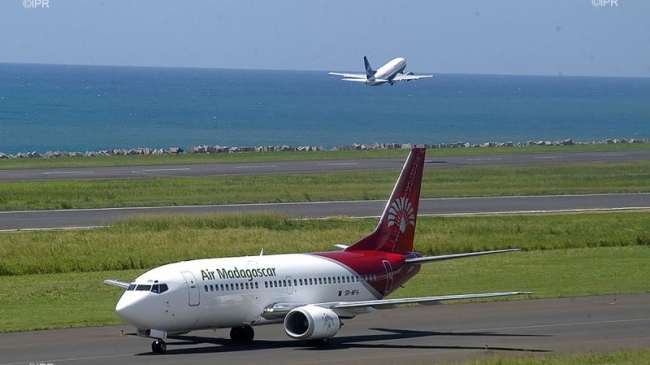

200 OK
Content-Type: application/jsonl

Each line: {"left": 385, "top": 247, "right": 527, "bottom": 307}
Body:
{"left": 366, "top": 57, "right": 406, "bottom": 86}
{"left": 366, "top": 57, "right": 407, "bottom": 86}
{"left": 116, "top": 251, "right": 421, "bottom": 334}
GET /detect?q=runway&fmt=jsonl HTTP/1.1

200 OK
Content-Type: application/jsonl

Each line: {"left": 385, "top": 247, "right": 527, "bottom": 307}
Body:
{"left": 1, "top": 294, "right": 648, "bottom": 365}
{"left": 2, "top": 150, "right": 650, "bottom": 182}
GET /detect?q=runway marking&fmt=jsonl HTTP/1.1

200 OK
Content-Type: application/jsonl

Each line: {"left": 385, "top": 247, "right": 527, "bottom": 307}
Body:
{"left": 235, "top": 165, "right": 278, "bottom": 169}
{"left": 42, "top": 171, "right": 95, "bottom": 175}
{"left": 319, "top": 162, "right": 359, "bottom": 166}
{"left": 459, "top": 317, "right": 650, "bottom": 333}
{"left": 2, "top": 353, "right": 135, "bottom": 365}
{"left": 139, "top": 168, "right": 190, "bottom": 172}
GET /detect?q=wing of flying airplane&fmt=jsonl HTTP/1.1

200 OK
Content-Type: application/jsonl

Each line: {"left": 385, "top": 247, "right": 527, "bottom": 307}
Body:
{"left": 391, "top": 72, "right": 434, "bottom": 82}
{"left": 327, "top": 72, "right": 369, "bottom": 83}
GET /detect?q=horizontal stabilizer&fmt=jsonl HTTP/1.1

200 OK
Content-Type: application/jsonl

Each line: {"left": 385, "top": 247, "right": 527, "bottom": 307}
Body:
{"left": 341, "top": 78, "right": 369, "bottom": 83}
{"left": 405, "top": 249, "right": 520, "bottom": 265}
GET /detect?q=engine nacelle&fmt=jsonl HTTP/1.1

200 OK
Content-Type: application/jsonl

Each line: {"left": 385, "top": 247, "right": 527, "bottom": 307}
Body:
{"left": 283, "top": 305, "right": 341, "bottom": 340}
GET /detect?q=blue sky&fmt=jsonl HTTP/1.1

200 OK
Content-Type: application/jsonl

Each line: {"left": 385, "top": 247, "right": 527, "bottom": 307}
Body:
{"left": 1, "top": 0, "right": 648, "bottom": 77}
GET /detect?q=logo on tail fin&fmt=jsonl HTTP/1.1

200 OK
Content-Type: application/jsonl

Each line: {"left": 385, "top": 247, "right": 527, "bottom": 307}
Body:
{"left": 364, "top": 56, "right": 376, "bottom": 81}
{"left": 388, "top": 196, "right": 415, "bottom": 234}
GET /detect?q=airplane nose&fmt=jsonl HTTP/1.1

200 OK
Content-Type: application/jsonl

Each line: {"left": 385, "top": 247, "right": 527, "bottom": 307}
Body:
{"left": 116, "top": 293, "right": 148, "bottom": 328}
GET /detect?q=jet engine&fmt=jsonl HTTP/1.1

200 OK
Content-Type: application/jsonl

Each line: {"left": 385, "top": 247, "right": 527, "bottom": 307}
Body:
{"left": 283, "top": 305, "right": 341, "bottom": 340}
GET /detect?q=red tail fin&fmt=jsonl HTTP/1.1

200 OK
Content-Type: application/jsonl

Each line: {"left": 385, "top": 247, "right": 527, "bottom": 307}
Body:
{"left": 346, "top": 148, "right": 426, "bottom": 253}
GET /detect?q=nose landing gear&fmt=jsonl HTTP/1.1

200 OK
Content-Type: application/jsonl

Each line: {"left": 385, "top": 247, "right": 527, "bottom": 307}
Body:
{"left": 151, "top": 339, "right": 167, "bottom": 353}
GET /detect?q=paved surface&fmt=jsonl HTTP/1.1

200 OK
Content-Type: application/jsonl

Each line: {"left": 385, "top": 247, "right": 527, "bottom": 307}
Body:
{"left": 2, "top": 150, "right": 649, "bottom": 182}
{"left": 2, "top": 193, "right": 650, "bottom": 231}
{"left": 1, "top": 294, "right": 648, "bottom": 365}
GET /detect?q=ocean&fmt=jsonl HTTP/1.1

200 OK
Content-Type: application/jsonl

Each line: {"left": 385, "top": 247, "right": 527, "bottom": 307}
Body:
{"left": 0, "top": 63, "right": 649, "bottom": 155}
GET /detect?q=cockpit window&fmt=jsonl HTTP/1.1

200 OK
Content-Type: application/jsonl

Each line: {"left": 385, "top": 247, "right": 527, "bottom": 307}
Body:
{"left": 127, "top": 283, "right": 168, "bottom": 293}
{"left": 151, "top": 284, "right": 169, "bottom": 294}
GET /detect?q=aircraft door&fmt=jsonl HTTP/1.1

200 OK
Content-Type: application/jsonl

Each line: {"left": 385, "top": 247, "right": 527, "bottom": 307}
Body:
{"left": 382, "top": 260, "right": 393, "bottom": 293}
{"left": 286, "top": 276, "right": 294, "bottom": 295}
{"left": 181, "top": 271, "right": 200, "bottom": 306}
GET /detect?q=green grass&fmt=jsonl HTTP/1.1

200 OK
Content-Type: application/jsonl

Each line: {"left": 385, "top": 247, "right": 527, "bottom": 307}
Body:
{"left": 1, "top": 211, "right": 649, "bottom": 276}
{"left": 1, "top": 143, "right": 648, "bottom": 169}
{"left": 0, "top": 211, "right": 649, "bottom": 332}
{"left": 0, "top": 246, "right": 647, "bottom": 333}
{"left": 2, "top": 160, "right": 650, "bottom": 210}
{"left": 449, "top": 349, "right": 650, "bottom": 365}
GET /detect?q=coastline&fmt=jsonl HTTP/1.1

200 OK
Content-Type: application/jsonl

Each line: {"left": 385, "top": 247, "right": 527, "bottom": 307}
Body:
{"left": 0, "top": 138, "right": 647, "bottom": 159}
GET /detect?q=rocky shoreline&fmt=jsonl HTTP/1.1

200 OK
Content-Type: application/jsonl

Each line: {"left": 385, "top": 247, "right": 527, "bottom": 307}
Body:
{"left": 1, "top": 138, "right": 647, "bottom": 159}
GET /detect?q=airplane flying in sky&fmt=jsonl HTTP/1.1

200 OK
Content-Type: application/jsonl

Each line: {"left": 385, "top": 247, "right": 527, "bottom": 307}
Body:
{"left": 105, "top": 148, "right": 528, "bottom": 354}
{"left": 329, "top": 56, "right": 433, "bottom": 86}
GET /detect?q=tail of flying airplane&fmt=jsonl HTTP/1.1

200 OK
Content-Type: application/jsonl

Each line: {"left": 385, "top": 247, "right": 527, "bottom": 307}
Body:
{"left": 363, "top": 56, "right": 376, "bottom": 81}
{"left": 346, "top": 148, "right": 425, "bottom": 253}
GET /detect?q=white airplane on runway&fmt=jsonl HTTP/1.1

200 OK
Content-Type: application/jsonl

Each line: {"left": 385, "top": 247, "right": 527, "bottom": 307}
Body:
{"left": 329, "top": 56, "right": 433, "bottom": 86}
{"left": 105, "top": 148, "right": 528, "bottom": 353}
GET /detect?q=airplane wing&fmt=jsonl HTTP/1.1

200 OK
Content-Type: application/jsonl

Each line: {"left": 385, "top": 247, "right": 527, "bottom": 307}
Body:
{"left": 104, "top": 279, "right": 130, "bottom": 289}
{"left": 391, "top": 73, "right": 433, "bottom": 82}
{"left": 263, "top": 291, "right": 530, "bottom": 320}
{"left": 328, "top": 72, "right": 366, "bottom": 79}
{"left": 404, "top": 249, "right": 521, "bottom": 265}
{"left": 327, "top": 292, "right": 530, "bottom": 312}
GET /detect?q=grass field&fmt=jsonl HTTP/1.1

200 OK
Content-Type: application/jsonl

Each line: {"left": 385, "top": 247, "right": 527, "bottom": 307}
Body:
{"left": 2, "top": 160, "right": 650, "bottom": 211}
{"left": 0, "top": 212, "right": 648, "bottom": 333}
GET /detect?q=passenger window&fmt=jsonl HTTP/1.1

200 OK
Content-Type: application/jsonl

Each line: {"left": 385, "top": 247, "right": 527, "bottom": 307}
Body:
{"left": 255, "top": 282, "right": 258, "bottom": 289}
{"left": 210, "top": 285, "right": 214, "bottom": 291}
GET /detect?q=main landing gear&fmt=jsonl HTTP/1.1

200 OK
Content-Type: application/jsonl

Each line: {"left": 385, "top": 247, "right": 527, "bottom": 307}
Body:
{"left": 151, "top": 339, "right": 167, "bottom": 353}
{"left": 230, "top": 326, "right": 255, "bottom": 345}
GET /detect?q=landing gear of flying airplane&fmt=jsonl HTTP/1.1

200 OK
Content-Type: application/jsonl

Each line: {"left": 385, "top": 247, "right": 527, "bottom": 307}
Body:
{"left": 151, "top": 339, "right": 167, "bottom": 353}
{"left": 230, "top": 326, "right": 255, "bottom": 345}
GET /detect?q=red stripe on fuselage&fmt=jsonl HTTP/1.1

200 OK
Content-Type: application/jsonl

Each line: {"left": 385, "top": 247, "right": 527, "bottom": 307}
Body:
{"left": 312, "top": 251, "right": 422, "bottom": 297}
